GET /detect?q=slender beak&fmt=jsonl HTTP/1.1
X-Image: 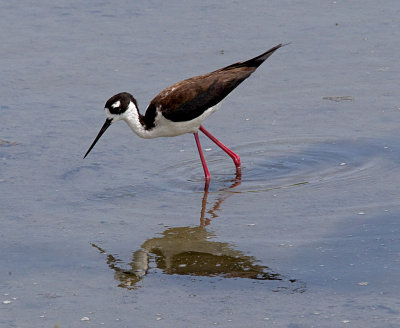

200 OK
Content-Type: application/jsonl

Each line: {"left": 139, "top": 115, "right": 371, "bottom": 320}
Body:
{"left": 83, "top": 119, "right": 112, "bottom": 159}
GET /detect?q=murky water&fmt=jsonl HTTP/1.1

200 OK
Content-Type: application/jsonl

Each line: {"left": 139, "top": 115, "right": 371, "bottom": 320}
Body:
{"left": 2, "top": 1, "right": 400, "bottom": 327}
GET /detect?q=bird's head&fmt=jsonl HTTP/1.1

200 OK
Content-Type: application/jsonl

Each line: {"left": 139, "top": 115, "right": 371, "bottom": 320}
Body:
{"left": 104, "top": 92, "right": 138, "bottom": 122}
{"left": 83, "top": 92, "right": 138, "bottom": 159}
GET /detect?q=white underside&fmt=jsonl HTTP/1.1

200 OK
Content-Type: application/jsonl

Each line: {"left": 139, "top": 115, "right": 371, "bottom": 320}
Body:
{"left": 123, "top": 102, "right": 222, "bottom": 139}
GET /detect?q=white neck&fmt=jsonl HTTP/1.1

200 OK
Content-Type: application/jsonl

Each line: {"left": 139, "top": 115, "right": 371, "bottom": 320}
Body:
{"left": 122, "top": 102, "right": 153, "bottom": 139}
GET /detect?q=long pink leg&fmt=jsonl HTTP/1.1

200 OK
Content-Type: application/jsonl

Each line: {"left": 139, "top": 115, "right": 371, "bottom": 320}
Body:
{"left": 194, "top": 132, "right": 211, "bottom": 185}
{"left": 199, "top": 125, "right": 241, "bottom": 169}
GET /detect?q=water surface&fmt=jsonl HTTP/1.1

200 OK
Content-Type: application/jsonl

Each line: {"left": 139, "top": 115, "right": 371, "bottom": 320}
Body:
{"left": 1, "top": 1, "right": 400, "bottom": 327}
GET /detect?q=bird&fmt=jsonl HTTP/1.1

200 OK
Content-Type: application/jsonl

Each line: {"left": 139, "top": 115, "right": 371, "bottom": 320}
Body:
{"left": 84, "top": 43, "right": 285, "bottom": 185}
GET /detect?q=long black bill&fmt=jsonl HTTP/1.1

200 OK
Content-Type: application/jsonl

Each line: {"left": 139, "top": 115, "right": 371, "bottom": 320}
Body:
{"left": 83, "top": 119, "right": 112, "bottom": 159}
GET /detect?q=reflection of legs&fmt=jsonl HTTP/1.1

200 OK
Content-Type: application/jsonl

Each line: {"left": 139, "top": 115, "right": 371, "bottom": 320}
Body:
{"left": 200, "top": 186, "right": 210, "bottom": 227}
{"left": 194, "top": 132, "right": 211, "bottom": 187}
{"left": 199, "top": 169, "right": 242, "bottom": 227}
{"left": 199, "top": 125, "right": 241, "bottom": 169}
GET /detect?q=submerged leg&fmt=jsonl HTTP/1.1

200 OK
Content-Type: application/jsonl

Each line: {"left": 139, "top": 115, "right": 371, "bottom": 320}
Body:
{"left": 199, "top": 125, "right": 241, "bottom": 169}
{"left": 194, "top": 132, "right": 211, "bottom": 186}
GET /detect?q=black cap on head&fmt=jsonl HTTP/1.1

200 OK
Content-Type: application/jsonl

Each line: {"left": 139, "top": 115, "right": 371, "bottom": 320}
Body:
{"left": 105, "top": 92, "right": 138, "bottom": 115}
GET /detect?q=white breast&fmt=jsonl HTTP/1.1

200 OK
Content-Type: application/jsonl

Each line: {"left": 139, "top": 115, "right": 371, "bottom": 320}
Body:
{"left": 144, "top": 102, "right": 222, "bottom": 138}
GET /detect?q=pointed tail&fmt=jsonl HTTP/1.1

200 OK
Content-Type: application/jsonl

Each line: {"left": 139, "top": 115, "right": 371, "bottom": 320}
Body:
{"left": 223, "top": 42, "right": 290, "bottom": 70}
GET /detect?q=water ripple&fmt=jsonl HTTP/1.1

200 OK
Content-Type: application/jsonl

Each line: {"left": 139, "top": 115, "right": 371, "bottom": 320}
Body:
{"left": 163, "top": 137, "right": 387, "bottom": 193}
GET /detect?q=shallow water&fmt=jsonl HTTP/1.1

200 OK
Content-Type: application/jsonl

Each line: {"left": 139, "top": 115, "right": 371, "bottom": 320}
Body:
{"left": 2, "top": 0, "right": 400, "bottom": 327}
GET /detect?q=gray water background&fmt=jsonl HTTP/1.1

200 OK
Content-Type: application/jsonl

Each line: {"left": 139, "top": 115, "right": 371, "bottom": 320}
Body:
{"left": 1, "top": 1, "right": 400, "bottom": 327}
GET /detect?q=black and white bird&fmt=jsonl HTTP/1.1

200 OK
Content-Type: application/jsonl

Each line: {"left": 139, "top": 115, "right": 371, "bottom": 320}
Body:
{"left": 84, "top": 43, "right": 285, "bottom": 184}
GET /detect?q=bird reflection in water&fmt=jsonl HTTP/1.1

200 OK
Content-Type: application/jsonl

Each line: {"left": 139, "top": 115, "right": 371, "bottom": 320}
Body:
{"left": 92, "top": 174, "right": 305, "bottom": 292}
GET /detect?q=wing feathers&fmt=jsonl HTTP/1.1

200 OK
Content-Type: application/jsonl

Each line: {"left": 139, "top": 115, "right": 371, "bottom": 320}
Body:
{"left": 145, "top": 44, "right": 284, "bottom": 123}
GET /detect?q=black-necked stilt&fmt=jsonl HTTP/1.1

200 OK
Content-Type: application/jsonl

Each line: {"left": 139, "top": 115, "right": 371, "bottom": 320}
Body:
{"left": 84, "top": 43, "right": 285, "bottom": 184}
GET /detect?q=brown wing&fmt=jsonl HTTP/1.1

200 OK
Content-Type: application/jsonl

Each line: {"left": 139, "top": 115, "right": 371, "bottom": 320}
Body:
{"left": 143, "top": 44, "right": 283, "bottom": 125}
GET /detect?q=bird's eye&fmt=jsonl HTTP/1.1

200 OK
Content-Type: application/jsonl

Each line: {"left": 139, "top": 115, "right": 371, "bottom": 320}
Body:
{"left": 108, "top": 100, "right": 123, "bottom": 114}
{"left": 109, "top": 107, "right": 119, "bottom": 114}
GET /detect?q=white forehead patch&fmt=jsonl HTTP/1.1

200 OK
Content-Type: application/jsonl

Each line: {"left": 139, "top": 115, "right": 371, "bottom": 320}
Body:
{"left": 111, "top": 100, "right": 121, "bottom": 108}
